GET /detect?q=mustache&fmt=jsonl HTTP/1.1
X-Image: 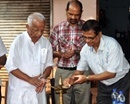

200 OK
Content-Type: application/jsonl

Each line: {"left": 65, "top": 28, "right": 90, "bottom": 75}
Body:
{"left": 70, "top": 19, "right": 78, "bottom": 24}
{"left": 70, "top": 19, "right": 77, "bottom": 21}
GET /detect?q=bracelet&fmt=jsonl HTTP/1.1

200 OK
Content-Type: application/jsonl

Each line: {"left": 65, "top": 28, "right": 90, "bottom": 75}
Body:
{"left": 39, "top": 74, "right": 46, "bottom": 79}
{"left": 86, "top": 76, "right": 89, "bottom": 81}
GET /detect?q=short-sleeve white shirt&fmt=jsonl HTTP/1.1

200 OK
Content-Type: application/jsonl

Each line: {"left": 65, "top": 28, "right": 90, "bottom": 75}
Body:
{"left": 77, "top": 35, "right": 130, "bottom": 85}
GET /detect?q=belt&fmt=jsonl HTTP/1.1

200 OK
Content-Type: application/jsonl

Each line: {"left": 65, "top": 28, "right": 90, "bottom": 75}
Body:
{"left": 58, "top": 67, "right": 76, "bottom": 70}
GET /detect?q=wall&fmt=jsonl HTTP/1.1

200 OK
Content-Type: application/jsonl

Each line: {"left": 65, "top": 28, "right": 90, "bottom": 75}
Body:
{"left": 99, "top": 0, "right": 130, "bottom": 36}
{"left": 52, "top": 0, "right": 97, "bottom": 28}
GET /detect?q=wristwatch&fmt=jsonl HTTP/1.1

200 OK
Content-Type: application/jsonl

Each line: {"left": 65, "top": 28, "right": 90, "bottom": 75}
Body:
{"left": 86, "top": 76, "right": 89, "bottom": 81}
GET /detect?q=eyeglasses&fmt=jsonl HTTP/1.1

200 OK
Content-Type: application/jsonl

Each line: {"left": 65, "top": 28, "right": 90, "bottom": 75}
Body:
{"left": 82, "top": 35, "right": 98, "bottom": 41}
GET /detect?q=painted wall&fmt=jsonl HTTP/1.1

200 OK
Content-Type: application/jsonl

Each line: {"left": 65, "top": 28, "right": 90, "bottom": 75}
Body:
{"left": 52, "top": 0, "right": 97, "bottom": 28}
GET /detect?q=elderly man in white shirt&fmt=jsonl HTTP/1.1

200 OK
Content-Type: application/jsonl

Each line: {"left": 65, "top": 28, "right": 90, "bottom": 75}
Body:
{"left": 0, "top": 37, "right": 7, "bottom": 103}
{"left": 64, "top": 20, "right": 130, "bottom": 104}
{"left": 6, "top": 12, "right": 53, "bottom": 104}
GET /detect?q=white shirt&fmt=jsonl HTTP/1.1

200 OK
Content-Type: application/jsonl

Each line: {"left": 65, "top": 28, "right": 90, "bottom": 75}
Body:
{"left": 77, "top": 35, "right": 130, "bottom": 85}
{"left": 6, "top": 31, "right": 54, "bottom": 104}
{"left": 0, "top": 37, "right": 7, "bottom": 85}
{"left": 0, "top": 37, "right": 7, "bottom": 57}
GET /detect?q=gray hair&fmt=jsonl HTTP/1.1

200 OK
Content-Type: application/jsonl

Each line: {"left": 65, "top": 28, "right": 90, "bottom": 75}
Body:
{"left": 27, "top": 12, "right": 46, "bottom": 26}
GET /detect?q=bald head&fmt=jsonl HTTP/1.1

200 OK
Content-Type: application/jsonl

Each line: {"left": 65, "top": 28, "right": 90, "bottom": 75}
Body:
{"left": 66, "top": 0, "right": 83, "bottom": 13}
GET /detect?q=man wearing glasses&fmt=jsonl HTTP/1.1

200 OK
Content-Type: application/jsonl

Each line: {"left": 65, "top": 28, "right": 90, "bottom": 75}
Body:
{"left": 64, "top": 19, "right": 130, "bottom": 104}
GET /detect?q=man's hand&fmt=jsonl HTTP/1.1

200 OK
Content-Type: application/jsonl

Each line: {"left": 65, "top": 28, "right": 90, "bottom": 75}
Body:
{"left": 63, "top": 77, "right": 78, "bottom": 87}
{"left": 63, "top": 78, "right": 72, "bottom": 87}
{"left": 35, "top": 78, "right": 47, "bottom": 93}
{"left": 73, "top": 75, "right": 87, "bottom": 84}
{"left": 62, "top": 49, "right": 76, "bottom": 59}
{"left": 28, "top": 74, "right": 43, "bottom": 87}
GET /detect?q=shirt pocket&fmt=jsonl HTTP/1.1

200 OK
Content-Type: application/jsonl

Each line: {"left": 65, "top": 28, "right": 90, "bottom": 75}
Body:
{"left": 41, "top": 48, "right": 47, "bottom": 63}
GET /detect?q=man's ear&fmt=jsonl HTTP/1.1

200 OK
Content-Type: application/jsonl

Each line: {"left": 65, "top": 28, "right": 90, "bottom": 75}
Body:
{"left": 26, "top": 24, "right": 29, "bottom": 29}
{"left": 81, "top": 10, "right": 83, "bottom": 13}
{"left": 99, "top": 31, "right": 102, "bottom": 37}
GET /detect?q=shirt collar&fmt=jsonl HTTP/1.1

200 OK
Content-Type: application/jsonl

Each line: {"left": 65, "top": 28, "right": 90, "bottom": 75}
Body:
{"left": 24, "top": 31, "right": 32, "bottom": 41}
{"left": 88, "top": 35, "right": 105, "bottom": 52}
{"left": 66, "top": 20, "right": 82, "bottom": 27}
{"left": 24, "top": 31, "right": 42, "bottom": 44}
{"left": 98, "top": 36, "right": 105, "bottom": 51}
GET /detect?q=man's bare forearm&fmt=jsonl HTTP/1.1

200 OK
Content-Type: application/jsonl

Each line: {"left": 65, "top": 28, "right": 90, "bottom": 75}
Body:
{"left": 71, "top": 70, "right": 84, "bottom": 78}
{"left": 0, "top": 55, "right": 6, "bottom": 65}
{"left": 11, "top": 69, "right": 31, "bottom": 82}
{"left": 42, "top": 66, "right": 53, "bottom": 79}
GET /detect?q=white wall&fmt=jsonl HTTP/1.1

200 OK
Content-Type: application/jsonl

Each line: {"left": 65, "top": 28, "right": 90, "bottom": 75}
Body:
{"left": 52, "top": 0, "right": 97, "bottom": 28}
